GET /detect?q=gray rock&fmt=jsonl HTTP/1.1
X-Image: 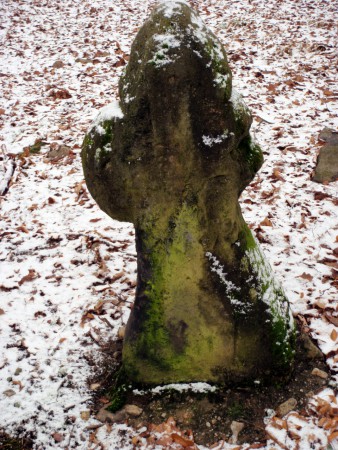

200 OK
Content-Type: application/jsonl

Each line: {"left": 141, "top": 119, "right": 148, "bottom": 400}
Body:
{"left": 311, "top": 368, "right": 328, "bottom": 379}
{"left": 123, "top": 404, "right": 143, "bottom": 417}
{"left": 53, "top": 60, "right": 65, "bottom": 69}
{"left": 82, "top": 0, "right": 295, "bottom": 385}
{"left": 313, "top": 128, "right": 338, "bottom": 183}
{"left": 276, "top": 398, "right": 297, "bottom": 417}
{"left": 96, "top": 406, "right": 126, "bottom": 423}
{"left": 3, "top": 389, "right": 15, "bottom": 397}
{"left": 299, "top": 332, "right": 323, "bottom": 359}
{"left": 46, "top": 144, "right": 71, "bottom": 161}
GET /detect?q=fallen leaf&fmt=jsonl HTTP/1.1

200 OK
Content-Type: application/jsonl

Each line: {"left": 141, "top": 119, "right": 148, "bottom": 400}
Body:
{"left": 324, "top": 313, "right": 338, "bottom": 327}
{"left": 52, "top": 432, "right": 64, "bottom": 442}
{"left": 298, "top": 273, "right": 313, "bottom": 282}
{"left": 12, "top": 380, "right": 23, "bottom": 391}
{"left": 329, "top": 431, "right": 338, "bottom": 442}
{"left": 16, "top": 224, "right": 29, "bottom": 233}
{"left": 171, "top": 433, "right": 194, "bottom": 447}
{"left": 272, "top": 168, "right": 285, "bottom": 181}
{"left": 330, "top": 329, "right": 337, "bottom": 341}
{"left": 260, "top": 217, "right": 273, "bottom": 227}
{"left": 19, "top": 269, "right": 39, "bottom": 286}
{"left": 49, "top": 88, "right": 72, "bottom": 99}
{"left": 80, "top": 312, "right": 95, "bottom": 327}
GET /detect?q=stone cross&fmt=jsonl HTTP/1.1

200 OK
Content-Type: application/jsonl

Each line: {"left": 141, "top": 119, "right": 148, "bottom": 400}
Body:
{"left": 82, "top": 0, "right": 295, "bottom": 385}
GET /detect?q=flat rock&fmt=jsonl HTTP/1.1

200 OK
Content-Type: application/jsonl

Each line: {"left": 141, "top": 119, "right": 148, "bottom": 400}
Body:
{"left": 46, "top": 144, "right": 71, "bottom": 161}
{"left": 53, "top": 60, "right": 65, "bottom": 69}
{"left": 313, "top": 128, "right": 338, "bottom": 183}
{"left": 96, "top": 406, "right": 126, "bottom": 423}
{"left": 123, "top": 404, "right": 143, "bottom": 417}
{"left": 311, "top": 368, "right": 328, "bottom": 379}
{"left": 299, "top": 332, "right": 323, "bottom": 360}
{"left": 3, "top": 389, "right": 16, "bottom": 397}
{"left": 276, "top": 398, "right": 297, "bottom": 417}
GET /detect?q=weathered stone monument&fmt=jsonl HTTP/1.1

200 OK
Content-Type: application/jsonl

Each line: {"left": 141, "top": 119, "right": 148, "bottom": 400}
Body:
{"left": 82, "top": 0, "right": 295, "bottom": 385}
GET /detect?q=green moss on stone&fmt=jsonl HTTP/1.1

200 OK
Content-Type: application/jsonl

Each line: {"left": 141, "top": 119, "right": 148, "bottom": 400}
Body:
{"left": 241, "top": 136, "right": 264, "bottom": 175}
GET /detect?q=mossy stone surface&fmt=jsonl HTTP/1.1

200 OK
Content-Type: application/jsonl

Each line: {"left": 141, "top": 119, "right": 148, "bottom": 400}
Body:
{"left": 82, "top": 0, "right": 295, "bottom": 385}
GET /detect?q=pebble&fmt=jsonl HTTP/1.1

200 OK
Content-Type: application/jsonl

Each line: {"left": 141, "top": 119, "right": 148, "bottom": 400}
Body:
{"left": 53, "top": 60, "right": 65, "bottom": 69}
{"left": 52, "top": 432, "right": 64, "bottom": 442}
{"left": 90, "top": 383, "right": 101, "bottom": 391}
{"left": 96, "top": 407, "right": 125, "bottom": 423}
{"left": 311, "top": 368, "right": 328, "bottom": 379}
{"left": 124, "top": 404, "right": 143, "bottom": 417}
{"left": 276, "top": 398, "right": 297, "bottom": 417}
{"left": 229, "top": 421, "right": 245, "bottom": 444}
{"left": 300, "top": 333, "right": 323, "bottom": 359}
{"left": 118, "top": 326, "right": 126, "bottom": 339}
{"left": 3, "top": 389, "right": 15, "bottom": 397}
{"left": 80, "top": 410, "right": 90, "bottom": 421}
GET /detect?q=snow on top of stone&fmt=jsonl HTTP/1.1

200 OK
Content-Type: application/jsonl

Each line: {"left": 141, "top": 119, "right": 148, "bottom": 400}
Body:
{"left": 90, "top": 100, "right": 123, "bottom": 135}
{"left": 157, "top": 0, "right": 189, "bottom": 18}
{"left": 151, "top": 33, "right": 182, "bottom": 66}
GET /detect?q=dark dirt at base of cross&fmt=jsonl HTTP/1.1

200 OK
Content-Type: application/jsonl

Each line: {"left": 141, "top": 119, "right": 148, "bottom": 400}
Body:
{"left": 89, "top": 319, "right": 331, "bottom": 447}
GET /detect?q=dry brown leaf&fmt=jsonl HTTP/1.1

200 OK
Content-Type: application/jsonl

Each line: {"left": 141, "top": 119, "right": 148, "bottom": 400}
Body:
{"left": 260, "top": 217, "right": 273, "bottom": 227}
{"left": 16, "top": 224, "right": 29, "bottom": 233}
{"left": 298, "top": 272, "right": 313, "bottom": 282}
{"left": 19, "top": 269, "right": 38, "bottom": 286}
{"left": 80, "top": 312, "right": 95, "bottom": 327}
{"left": 323, "top": 89, "right": 334, "bottom": 96}
{"left": 319, "top": 404, "right": 330, "bottom": 415}
{"left": 318, "top": 417, "right": 327, "bottom": 427}
{"left": 111, "top": 271, "right": 125, "bottom": 282}
{"left": 329, "top": 431, "right": 338, "bottom": 442}
{"left": 330, "top": 329, "right": 337, "bottom": 341}
{"left": 171, "top": 433, "right": 194, "bottom": 447}
{"left": 49, "top": 88, "right": 72, "bottom": 99}
{"left": 272, "top": 168, "right": 285, "bottom": 181}
{"left": 274, "top": 417, "right": 287, "bottom": 429}
{"left": 12, "top": 380, "right": 23, "bottom": 391}
{"left": 266, "top": 427, "right": 288, "bottom": 449}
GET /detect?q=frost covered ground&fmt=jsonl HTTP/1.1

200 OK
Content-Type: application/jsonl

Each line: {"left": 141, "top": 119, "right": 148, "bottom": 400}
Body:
{"left": 0, "top": 0, "right": 337, "bottom": 448}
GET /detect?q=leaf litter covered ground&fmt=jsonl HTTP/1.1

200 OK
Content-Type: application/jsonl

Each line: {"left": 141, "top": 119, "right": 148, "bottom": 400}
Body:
{"left": 0, "top": 0, "right": 337, "bottom": 448}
